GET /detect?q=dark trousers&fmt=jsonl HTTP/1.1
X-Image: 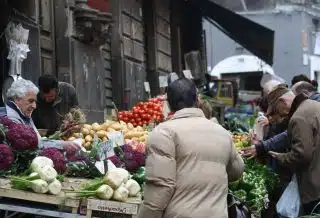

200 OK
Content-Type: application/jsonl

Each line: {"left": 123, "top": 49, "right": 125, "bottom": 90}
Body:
{"left": 303, "top": 199, "right": 320, "bottom": 215}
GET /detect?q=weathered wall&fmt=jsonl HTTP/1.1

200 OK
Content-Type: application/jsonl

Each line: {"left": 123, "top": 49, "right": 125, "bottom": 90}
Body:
{"left": 54, "top": 0, "right": 112, "bottom": 122}
{"left": 70, "top": 40, "right": 108, "bottom": 122}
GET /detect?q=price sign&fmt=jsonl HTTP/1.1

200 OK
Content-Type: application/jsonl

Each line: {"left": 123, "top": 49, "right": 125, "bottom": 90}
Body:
{"left": 99, "top": 140, "right": 115, "bottom": 159}
{"left": 107, "top": 131, "right": 124, "bottom": 148}
{"left": 95, "top": 161, "right": 105, "bottom": 174}
{"left": 159, "top": 76, "right": 168, "bottom": 88}
{"left": 144, "top": 82, "right": 150, "bottom": 92}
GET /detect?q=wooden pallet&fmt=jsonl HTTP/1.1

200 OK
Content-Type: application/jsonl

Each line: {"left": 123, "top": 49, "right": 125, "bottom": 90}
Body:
{"left": 0, "top": 178, "right": 82, "bottom": 215}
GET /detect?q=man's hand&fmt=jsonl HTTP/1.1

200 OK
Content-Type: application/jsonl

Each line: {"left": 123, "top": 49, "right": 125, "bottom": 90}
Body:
{"left": 62, "top": 141, "right": 82, "bottom": 151}
{"left": 268, "top": 151, "right": 283, "bottom": 160}
{"left": 241, "top": 146, "right": 257, "bottom": 159}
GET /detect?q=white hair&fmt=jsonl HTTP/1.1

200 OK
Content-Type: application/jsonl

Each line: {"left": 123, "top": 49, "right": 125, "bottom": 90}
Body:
{"left": 7, "top": 78, "right": 39, "bottom": 99}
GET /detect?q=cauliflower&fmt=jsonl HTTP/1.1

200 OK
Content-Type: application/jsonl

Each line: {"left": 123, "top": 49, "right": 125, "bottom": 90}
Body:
{"left": 0, "top": 144, "right": 15, "bottom": 171}
{"left": 38, "top": 165, "right": 57, "bottom": 182}
{"left": 31, "top": 156, "right": 54, "bottom": 173}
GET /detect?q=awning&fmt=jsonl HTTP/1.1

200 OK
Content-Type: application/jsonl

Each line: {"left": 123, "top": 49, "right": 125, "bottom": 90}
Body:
{"left": 191, "top": 0, "right": 275, "bottom": 65}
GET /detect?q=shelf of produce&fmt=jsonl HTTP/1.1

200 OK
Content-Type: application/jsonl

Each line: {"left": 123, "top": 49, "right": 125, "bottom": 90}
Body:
{"left": 85, "top": 195, "right": 142, "bottom": 218}
{"left": 0, "top": 178, "right": 83, "bottom": 217}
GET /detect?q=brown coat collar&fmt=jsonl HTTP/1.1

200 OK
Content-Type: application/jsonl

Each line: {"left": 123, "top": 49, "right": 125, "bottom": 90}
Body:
{"left": 288, "top": 93, "right": 309, "bottom": 120}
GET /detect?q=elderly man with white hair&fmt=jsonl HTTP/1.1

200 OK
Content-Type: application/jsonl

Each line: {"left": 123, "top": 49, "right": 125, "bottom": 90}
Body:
{"left": 0, "top": 78, "right": 80, "bottom": 151}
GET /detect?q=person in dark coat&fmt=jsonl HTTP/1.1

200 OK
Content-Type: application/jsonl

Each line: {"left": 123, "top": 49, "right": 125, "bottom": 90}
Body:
{"left": 32, "top": 75, "right": 79, "bottom": 135}
{"left": 267, "top": 85, "right": 320, "bottom": 215}
{"left": 291, "top": 74, "right": 311, "bottom": 87}
{"left": 243, "top": 81, "right": 320, "bottom": 159}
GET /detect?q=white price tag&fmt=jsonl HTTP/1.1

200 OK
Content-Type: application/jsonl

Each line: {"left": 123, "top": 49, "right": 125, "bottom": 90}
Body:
{"left": 95, "top": 161, "right": 105, "bottom": 174}
{"left": 107, "top": 160, "right": 117, "bottom": 170}
{"left": 144, "top": 82, "right": 150, "bottom": 92}
{"left": 99, "top": 141, "right": 115, "bottom": 158}
{"left": 159, "top": 76, "right": 168, "bottom": 88}
{"left": 183, "top": 70, "right": 193, "bottom": 79}
{"left": 107, "top": 131, "right": 124, "bottom": 148}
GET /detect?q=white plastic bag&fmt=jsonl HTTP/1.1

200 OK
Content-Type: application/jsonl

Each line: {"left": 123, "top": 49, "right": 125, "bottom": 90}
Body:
{"left": 276, "top": 175, "right": 300, "bottom": 218}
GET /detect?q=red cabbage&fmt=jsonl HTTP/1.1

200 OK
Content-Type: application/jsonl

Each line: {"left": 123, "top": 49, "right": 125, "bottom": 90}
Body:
{"left": 0, "top": 144, "right": 14, "bottom": 171}
{"left": 6, "top": 124, "right": 38, "bottom": 151}
{"left": 39, "top": 148, "right": 67, "bottom": 173}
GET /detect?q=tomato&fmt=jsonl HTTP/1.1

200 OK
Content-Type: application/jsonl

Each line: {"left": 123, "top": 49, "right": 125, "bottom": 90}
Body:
{"left": 132, "top": 122, "right": 137, "bottom": 127}
{"left": 156, "top": 115, "right": 161, "bottom": 121}
{"left": 135, "top": 117, "right": 142, "bottom": 122}
{"left": 138, "top": 121, "right": 143, "bottom": 126}
{"left": 127, "top": 112, "right": 133, "bottom": 119}
{"left": 134, "top": 113, "right": 140, "bottom": 119}
{"left": 147, "top": 102, "right": 154, "bottom": 108}
{"left": 139, "top": 109, "right": 145, "bottom": 115}
{"left": 132, "top": 107, "right": 139, "bottom": 114}
{"left": 136, "top": 102, "right": 144, "bottom": 107}
{"left": 119, "top": 114, "right": 123, "bottom": 120}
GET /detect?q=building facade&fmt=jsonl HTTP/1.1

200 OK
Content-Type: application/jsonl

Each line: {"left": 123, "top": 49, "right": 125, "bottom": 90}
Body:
{"left": 204, "top": 3, "right": 320, "bottom": 84}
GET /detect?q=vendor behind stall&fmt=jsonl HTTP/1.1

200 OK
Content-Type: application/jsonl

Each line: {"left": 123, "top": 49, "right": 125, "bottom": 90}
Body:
{"left": 0, "top": 78, "right": 80, "bottom": 151}
{"left": 32, "top": 74, "right": 79, "bottom": 135}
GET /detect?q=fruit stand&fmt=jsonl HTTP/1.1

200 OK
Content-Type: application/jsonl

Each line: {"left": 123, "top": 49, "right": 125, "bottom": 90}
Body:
{"left": 0, "top": 94, "right": 283, "bottom": 218}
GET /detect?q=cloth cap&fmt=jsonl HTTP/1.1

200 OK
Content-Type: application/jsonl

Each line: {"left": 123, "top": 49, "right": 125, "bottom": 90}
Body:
{"left": 266, "top": 84, "right": 289, "bottom": 115}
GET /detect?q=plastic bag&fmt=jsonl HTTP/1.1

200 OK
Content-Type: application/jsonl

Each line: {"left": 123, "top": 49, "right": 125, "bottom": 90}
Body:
{"left": 276, "top": 175, "right": 300, "bottom": 218}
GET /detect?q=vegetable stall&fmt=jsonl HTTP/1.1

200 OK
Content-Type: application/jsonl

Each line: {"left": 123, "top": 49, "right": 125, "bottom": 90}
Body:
{"left": 0, "top": 95, "right": 281, "bottom": 218}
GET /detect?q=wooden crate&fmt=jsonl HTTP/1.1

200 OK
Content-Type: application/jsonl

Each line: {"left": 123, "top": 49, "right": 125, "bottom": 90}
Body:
{"left": 0, "top": 178, "right": 82, "bottom": 214}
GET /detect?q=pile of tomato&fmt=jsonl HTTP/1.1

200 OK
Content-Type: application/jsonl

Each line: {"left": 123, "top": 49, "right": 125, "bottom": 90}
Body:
{"left": 118, "top": 96, "right": 165, "bottom": 127}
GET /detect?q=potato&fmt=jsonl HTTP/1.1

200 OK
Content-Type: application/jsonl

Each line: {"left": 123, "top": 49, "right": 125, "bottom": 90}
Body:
{"left": 125, "top": 131, "right": 143, "bottom": 139}
{"left": 92, "top": 123, "right": 102, "bottom": 131}
{"left": 81, "top": 128, "right": 90, "bottom": 135}
{"left": 139, "top": 135, "right": 148, "bottom": 142}
{"left": 110, "top": 122, "right": 122, "bottom": 131}
{"left": 96, "top": 130, "right": 108, "bottom": 138}
{"left": 73, "top": 132, "right": 83, "bottom": 138}
{"left": 82, "top": 139, "right": 86, "bottom": 145}
{"left": 83, "top": 124, "right": 92, "bottom": 130}
{"left": 89, "top": 130, "right": 95, "bottom": 135}
{"left": 68, "top": 137, "right": 76, "bottom": 141}
{"left": 107, "top": 128, "right": 116, "bottom": 132}
{"left": 101, "top": 122, "right": 110, "bottom": 131}
{"left": 102, "top": 137, "right": 108, "bottom": 142}
{"left": 136, "top": 126, "right": 143, "bottom": 132}
{"left": 127, "top": 123, "right": 134, "bottom": 130}
{"left": 83, "top": 142, "right": 92, "bottom": 150}
{"left": 85, "top": 135, "right": 93, "bottom": 142}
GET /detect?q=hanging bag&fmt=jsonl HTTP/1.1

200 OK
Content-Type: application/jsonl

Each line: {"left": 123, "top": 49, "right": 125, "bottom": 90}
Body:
{"left": 276, "top": 174, "right": 300, "bottom": 218}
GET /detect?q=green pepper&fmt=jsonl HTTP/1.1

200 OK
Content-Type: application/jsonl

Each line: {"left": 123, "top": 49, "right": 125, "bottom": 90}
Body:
{"left": 131, "top": 167, "right": 145, "bottom": 185}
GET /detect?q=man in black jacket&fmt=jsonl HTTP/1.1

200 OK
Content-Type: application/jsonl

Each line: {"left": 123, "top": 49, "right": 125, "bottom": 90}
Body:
{"left": 32, "top": 75, "right": 79, "bottom": 135}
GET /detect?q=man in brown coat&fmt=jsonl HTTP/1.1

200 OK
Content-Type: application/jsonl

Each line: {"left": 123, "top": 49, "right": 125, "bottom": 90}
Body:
{"left": 138, "top": 78, "right": 244, "bottom": 218}
{"left": 267, "top": 84, "right": 320, "bottom": 215}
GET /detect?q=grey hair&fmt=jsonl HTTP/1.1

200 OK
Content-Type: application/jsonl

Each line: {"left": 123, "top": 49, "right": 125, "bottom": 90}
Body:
{"left": 7, "top": 78, "right": 39, "bottom": 99}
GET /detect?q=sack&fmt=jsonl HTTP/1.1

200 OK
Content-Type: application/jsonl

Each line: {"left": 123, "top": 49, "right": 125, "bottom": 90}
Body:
{"left": 276, "top": 175, "right": 300, "bottom": 218}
